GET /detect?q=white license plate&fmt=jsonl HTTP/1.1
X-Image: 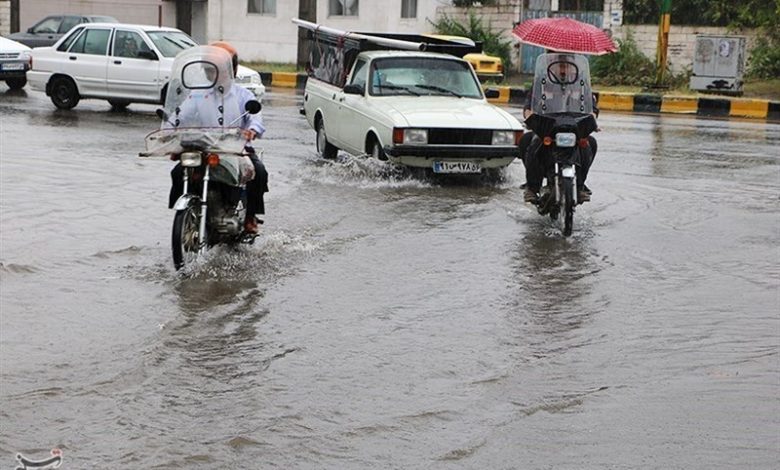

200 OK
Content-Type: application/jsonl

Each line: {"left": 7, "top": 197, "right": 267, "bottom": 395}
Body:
{"left": 1, "top": 63, "right": 25, "bottom": 71}
{"left": 433, "top": 161, "right": 482, "bottom": 174}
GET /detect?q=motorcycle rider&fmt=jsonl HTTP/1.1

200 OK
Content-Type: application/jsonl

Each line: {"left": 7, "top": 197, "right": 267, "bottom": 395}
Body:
{"left": 168, "top": 41, "right": 268, "bottom": 234}
{"left": 518, "top": 54, "right": 599, "bottom": 204}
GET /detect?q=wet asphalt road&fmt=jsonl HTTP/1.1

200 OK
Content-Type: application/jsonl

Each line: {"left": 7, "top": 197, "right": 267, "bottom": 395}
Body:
{"left": 1, "top": 85, "right": 779, "bottom": 469}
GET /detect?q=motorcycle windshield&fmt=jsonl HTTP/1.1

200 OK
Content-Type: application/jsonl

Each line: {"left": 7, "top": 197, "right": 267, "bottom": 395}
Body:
{"left": 142, "top": 127, "right": 247, "bottom": 156}
{"left": 530, "top": 53, "right": 593, "bottom": 116}
{"left": 162, "top": 46, "right": 239, "bottom": 129}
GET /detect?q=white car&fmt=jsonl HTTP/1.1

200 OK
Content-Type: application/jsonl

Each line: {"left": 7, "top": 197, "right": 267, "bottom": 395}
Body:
{"left": 303, "top": 50, "right": 522, "bottom": 174}
{"left": 27, "top": 23, "right": 264, "bottom": 109}
{"left": 0, "top": 36, "right": 32, "bottom": 90}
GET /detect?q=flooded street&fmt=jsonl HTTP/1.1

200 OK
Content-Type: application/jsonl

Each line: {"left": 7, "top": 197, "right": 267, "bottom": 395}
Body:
{"left": 1, "top": 87, "right": 778, "bottom": 468}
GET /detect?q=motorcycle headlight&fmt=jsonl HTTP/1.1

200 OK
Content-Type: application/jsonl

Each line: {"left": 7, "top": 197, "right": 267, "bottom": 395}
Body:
{"left": 180, "top": 151, "right": 202, "bottom": 167}
{"left": 403, "top": 129, "right": 428, "bottom": 145}
{"left": 492, "top": 130, "right": 515, "bottom": 146}
{"left": 555, "top": 133, "right": 577, "bottom": 148}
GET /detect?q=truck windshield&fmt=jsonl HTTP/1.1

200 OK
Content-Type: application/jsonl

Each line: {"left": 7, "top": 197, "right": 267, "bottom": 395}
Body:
{"left": 369, "top": 57, "right": 483, "bottom": 99}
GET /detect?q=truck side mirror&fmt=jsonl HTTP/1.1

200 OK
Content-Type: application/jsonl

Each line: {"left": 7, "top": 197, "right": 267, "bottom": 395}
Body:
{"left": 343, "top": 83, "right": 364, "bottom": 95}
{"left": 484, "top": 88, "right": 500, "bottom": 99}
{"left": 245, "top": 100, "right": 262, "bottom": 114}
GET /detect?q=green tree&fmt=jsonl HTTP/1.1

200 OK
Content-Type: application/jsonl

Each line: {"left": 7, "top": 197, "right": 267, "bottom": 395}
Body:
{"left": 429, "top": 10, "right": 513, "bottom": 70}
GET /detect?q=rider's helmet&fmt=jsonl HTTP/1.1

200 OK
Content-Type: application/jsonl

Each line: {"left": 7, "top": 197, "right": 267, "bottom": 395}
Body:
{"left": 211, "top": 41, "right": 239, "bottom": 76}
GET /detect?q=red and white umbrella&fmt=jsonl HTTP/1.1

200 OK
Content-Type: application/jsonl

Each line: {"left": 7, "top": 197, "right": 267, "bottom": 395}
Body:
{"left": 512, "top": 17, "right": 618, "bottom": 56}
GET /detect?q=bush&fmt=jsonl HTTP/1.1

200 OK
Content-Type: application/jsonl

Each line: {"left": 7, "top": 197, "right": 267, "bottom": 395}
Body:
{"left": 428, "top": 10, "right": 513, "bottom": 70}
{"left": 747, "top": 37, "right": 780, "bottom": 79}
{"left": 590, "top": 31, "right": 656, "bottom": 87}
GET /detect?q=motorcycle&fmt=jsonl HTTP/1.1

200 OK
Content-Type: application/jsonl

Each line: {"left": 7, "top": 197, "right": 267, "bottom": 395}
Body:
{"left": 523, "top": 53, "right": 597, "bottom": 237}
{"left": 139, "top": 46, "right": 263, "bottom": 269}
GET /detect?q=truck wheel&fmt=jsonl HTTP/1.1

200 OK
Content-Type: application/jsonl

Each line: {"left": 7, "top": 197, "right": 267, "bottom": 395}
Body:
{"left": 50, "top": 77, "right": 80, "bottom": 109}
{"left": 6, "top": 77, "right": 27, "bottom": 90}
{"left": 370, "top": 138, "right": 387, "bottom": 161}
{"left": 316, "top": 118, "right": 338, "bottom": 159}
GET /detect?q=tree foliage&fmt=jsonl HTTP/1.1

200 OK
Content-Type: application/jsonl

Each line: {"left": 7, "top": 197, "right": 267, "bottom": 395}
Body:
{"left": 429, "top": 10, "right": 513, "bottom": 70}
{"left": 590, "top": 31, "right": 656, "bottom": 86}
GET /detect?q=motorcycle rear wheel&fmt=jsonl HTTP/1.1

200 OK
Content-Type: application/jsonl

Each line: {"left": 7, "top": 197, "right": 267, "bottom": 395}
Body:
{"left": 172, "top": 205, "right": 201, "bottom": 270}
{"left": 562, "top": 178, "right": 575, "bottom": 236}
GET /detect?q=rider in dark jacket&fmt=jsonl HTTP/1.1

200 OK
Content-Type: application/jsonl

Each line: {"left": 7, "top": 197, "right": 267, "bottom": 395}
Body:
{"left": 518, "top": 59, "right": 599, "bottom": 204}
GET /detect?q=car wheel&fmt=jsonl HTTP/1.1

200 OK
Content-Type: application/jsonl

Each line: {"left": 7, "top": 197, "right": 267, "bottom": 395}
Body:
{"left": 108, "top": 99, "right": 130, "bottom": 111}
{"left": 370, "top": 138, "right": 388, "bottom": 161}
{"left": 316, "top": 118, "right": 338, "bottom": 159}
{"left": 50, "top": 77, "right": 80, "bottom": 110}
{"left": 6, "top": 77, "right": 27, "bottom": 90}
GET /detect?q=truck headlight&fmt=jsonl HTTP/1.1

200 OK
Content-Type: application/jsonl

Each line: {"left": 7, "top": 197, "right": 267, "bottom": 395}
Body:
{"left": 492, "top": 130, "right": 515, "bottom": 146}
{"left": 555, "top": 132, "right": 577, "bottom": 148}
{"left": 403, "top": 128, "right": 428, "bottom": 145}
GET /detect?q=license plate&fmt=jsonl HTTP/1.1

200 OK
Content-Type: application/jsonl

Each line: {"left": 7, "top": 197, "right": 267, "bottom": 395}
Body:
{"left": 433, "top": 161, "right": 482, "bottom": 174}
{"left": 1, "top": 63, "right": 25, "bottom": 71}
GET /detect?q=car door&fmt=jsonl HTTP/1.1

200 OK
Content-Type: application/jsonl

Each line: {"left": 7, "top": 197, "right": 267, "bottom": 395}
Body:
{"left": 106, "top": 29, "right": 160, "bottom": 100}
{"left": 64, "top": 27, "right": 111, "bottom": 96}
{"left": 22, "top": 16, "right": 62, "bottom": 48}
{"left": 335, "top": 58, "right": 370, "bottom": 154}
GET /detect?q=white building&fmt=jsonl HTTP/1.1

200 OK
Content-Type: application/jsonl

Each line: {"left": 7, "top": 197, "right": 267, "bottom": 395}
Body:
{"left": 199, "top": 0, "right": 449, "bottom": 63}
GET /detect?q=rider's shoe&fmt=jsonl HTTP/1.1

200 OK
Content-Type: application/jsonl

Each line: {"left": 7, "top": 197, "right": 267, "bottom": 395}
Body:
{"left": 582, "top": 184, "right": 592, "bottom": 195}
{"left": 524, "top": 187, "right": 539, "bottom": 203}
{"left": 578, "top": 189, "right": 591, "bottom": 203}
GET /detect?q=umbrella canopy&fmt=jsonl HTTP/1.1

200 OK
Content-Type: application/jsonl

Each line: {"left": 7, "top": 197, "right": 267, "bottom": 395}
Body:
{"left": 512, "top": 17, "right": 618, "bottom": 56}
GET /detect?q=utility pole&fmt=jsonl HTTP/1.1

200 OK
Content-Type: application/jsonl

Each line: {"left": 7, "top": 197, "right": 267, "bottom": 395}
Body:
{"left": 10, "top": 0, "right": 19, "bottom": 33}
{"left": 655, "top": 0, "right": 671, "bottom": 86}
{"left": 297, "top": 0, "right": 316, "bottom": 69}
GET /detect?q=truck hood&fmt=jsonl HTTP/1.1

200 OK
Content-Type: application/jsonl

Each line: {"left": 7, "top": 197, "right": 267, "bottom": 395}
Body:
{"left": 379, "top": 97, "right": 520, "bottom": 129}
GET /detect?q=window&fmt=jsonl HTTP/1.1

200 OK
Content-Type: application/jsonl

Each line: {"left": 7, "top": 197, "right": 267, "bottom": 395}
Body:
{"left": 329, "top": 0, "right": 358, "bottom": 16}
{"left": 113, "top": 30, "right": 148, "bottom": 59}
{"left": 58, "top": 16, "right": 81, "bottom": 34}
{"left": 248, "top": 0, "right": 276, "bottom": 14}
{"left": 32, "top": 17, "right": 61, "bottom": 34}
{"left": 146, "top": 31, "right": 197, "bottom": 58}
{"left": 369, "top": 57, "right": 482, "bottom": 98}
{"left": 350, "top": 59, "right": 368, "bottom": 87}
{"left": 69, "top": 28, "right": 110, "bottom": 55}
{"left": 57, "top": 27, "right": 84, "bottom": 51}
{"left": 401, "top": 0, "right": 417, "bottom": 18}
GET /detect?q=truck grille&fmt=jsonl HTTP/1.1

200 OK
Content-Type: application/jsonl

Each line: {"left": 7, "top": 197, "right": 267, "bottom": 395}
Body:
{"left": 0, "top": 53, "right": 21, "bottom": 59}
{"left": 428, "top": 128, "right": 493, "bottom": 145}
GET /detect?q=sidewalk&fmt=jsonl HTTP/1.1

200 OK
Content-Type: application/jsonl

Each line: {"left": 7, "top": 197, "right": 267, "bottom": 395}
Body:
{"left": 261, "top": 72, "right": 780, "bottom": 122}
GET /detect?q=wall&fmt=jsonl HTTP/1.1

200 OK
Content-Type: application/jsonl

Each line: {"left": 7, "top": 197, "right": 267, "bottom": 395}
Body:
{"left": 0, "top": 0, "right": 10, "bottom": 36}
{"left": 17, "top": 0, "right": 176, "bottom": 31}
{"left": 610, "top": 24, "right": 758, "bottom": 73}
{"left": 206, "top": 0, "right": 447, "bottom": 63}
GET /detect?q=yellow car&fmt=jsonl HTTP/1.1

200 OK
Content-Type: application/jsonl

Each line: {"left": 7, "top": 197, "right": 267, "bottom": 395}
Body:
{"left": 424, "top": 34, "right": 504, "bottom": 82}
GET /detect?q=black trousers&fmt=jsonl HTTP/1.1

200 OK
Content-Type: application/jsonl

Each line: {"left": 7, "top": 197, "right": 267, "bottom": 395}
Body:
{"left": 519, "top": 132, "right": 597, "bottom": 190}
{"left": 169, "top": 151, "right": 268, "bottom": 217}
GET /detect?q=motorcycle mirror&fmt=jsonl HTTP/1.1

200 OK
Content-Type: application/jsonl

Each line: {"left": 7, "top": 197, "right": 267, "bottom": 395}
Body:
{"left": 245, "top": 100, "right": 262, "bottom": 114}
{"left": 156, "top": 108, "right": 169, "bottom": 121}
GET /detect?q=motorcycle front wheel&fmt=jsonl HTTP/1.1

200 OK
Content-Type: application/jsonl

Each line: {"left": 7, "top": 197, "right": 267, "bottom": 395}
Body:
{"left": 561, "top": 177, "right": 575, "bottom": 237}
{"left": 172, "top": 205, "right": 201, "bottom": 270}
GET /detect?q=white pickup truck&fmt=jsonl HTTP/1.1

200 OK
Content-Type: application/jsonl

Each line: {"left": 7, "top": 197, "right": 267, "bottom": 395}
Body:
{"left": 302, "top": 50, "right": 523, "bottom": 175}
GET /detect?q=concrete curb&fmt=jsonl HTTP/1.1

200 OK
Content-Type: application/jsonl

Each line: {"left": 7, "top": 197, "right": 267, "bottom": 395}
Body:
{"left": 259, "top": 72, "right": 780, "bottom": 121}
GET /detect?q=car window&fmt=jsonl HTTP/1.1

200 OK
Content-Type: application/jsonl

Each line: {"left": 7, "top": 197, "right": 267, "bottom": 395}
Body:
{"left": 58, "top": 27, "right": 84, "bottom": 51}
{"left": 32, "top": 16, "right": 61, "bottom": 34}
{"left": 350, "top": 59, "right": 368, "bottom": 88}
{"left": 146, "top": 31, "right": 197, "bottom": 58}
{"left": 69, "top": 28, "right": 110, "bottom": 55}
{"left": 369, "top": 57, "right": 483, "bottom": 99}
{"left": 58, "top": 16, "right": 81, "bottom": 34}
{"left": 113, "top": 30, "right": 148, "bottom": 59}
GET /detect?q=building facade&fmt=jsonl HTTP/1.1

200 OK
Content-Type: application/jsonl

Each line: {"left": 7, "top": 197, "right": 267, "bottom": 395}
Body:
{"left": 0, "top": 0, "right": 10, "bottom": 37}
